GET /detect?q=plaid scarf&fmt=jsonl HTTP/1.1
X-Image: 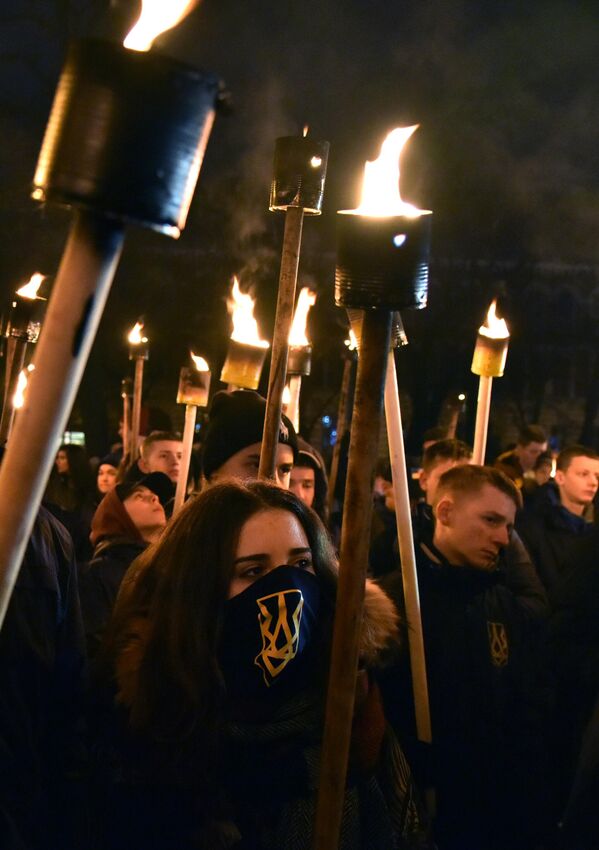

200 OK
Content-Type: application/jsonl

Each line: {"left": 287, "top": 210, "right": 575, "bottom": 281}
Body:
{"left": 217, "top": 687, "right": 431, "bottom": 850}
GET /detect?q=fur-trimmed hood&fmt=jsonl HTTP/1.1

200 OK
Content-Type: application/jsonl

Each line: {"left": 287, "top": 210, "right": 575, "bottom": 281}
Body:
{"left": 360, "top": 578, "right": 402, "bottom": 666}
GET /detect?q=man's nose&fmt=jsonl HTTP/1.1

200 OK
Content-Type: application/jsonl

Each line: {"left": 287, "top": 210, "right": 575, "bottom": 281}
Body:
{"left": 493, "top": 526, "right": 510, "bottom": 547}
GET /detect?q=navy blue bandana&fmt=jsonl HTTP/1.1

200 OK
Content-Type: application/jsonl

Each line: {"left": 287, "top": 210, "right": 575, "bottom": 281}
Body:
{"left": 219, "top": 566, "right": 322, "bottom": 701}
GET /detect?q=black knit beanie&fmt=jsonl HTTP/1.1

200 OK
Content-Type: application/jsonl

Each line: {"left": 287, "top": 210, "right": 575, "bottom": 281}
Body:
{"left": 202, "top": 390, "right": 298, "bottom": 480}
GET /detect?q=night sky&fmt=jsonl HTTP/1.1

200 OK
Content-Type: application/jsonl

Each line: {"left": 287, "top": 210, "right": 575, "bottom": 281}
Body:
{"left": 1, "top": 0, "right": 598, "bottom": 452}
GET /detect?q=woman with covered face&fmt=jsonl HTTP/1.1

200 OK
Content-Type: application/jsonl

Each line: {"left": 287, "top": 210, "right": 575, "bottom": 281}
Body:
{"left": 92, "top": 480, "right": 428, "bottom": 850}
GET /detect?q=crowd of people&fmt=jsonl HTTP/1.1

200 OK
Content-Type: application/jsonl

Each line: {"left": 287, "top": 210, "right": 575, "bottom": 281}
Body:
{"left": 1, "top": 390, "right": 598, "bottom": 850}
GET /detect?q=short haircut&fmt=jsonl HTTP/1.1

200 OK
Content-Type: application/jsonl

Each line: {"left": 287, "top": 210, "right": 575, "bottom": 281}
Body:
{"left": 433, "top": 464, "right": 522, "bottom": 512}
{"left": 422, "top": 439, "right": 472, "bottom": 473}
{"left": 518, "top": 424, "right": 546, "bottom": 446}
{"left": 556, "top": 444, "right": 599, "bottom": 473}
{"left": 422, "top": 426, "right": 447, "bottom": 446}
{"left": 374, "top": 457, "right": 392, "bottom": 482}
{"left": 141, "top": 431, "right": 182, "bottom": 460}
{"left": 534, "top": 452, "right": 553, "bottom": 471}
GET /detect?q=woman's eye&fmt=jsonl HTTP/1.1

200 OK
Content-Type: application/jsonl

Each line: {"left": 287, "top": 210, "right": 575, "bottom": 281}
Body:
{"left": 241, "top": 565, "right": 264, "bottom": 578}
{"left": 293, "top": 557, "right": 313, "bottom": 571}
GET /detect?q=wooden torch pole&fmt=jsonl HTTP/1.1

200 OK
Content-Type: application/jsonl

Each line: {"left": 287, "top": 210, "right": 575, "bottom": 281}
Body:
{"left": 384, "top": 349, "right": 432, "bottom": 742}
{"left": 327, "top": 354, "right": 354, "bottom": 518}
{"left": 130, "top": 356, "right": 145, "bottom": 464}
{"left": 121, "top": 380, "right": 132, "bottom": 461}
{"left": 174, "top": 403, "right": 197, "bottom": 512}
{"left": 314, "top": 309, "right": 392, "bottom": 849}
{"left": 259, "top": 205, "right": 304, "bottom": 479}
{"left": 0, "top": 211, "right": 125, "bottom": 629}
{"left": 285, "top": 373, "right": 302, "bottom": 433}
{"left": 472, "top": 375, "right": 493, "bottom": 465}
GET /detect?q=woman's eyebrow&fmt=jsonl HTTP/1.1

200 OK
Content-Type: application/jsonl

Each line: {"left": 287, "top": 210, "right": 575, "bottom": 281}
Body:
{"left": 233, "top": 547, "right": 312, "bottom": 565}
{"left": 233, "top": 554, "right": 268, "bottom": 565}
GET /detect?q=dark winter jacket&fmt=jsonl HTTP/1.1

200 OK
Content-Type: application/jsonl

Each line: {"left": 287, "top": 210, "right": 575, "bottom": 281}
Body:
{"left": 79, "top": 489, "right": 147, "bottom": 660}
{"left": 378, "top": 537, "right": 550, "bottom": 850}
{"left": 517, "top": 482, "right": 595, "bottom": 597}
{"left": 494, "top": 448, "right": 525, "bottom": 488}
{"left": 545, "top": 529, "right": 599, "bottom": 817}
{"left": 0, "top": 507, "right": 86, "bottom": 850}
{"left": 372, "top": 501, "right": 549, "bottom": 622}
{"left": 89, "top": 580, "right": 431, "bottom": 850}
{"left": 79, "top": 539, "right": 146, "bottom": 661}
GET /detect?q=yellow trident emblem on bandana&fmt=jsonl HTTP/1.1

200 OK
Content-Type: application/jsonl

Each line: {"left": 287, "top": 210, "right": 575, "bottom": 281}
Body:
{"left": 254, "top": 589, "right": 304, "bottom": 686}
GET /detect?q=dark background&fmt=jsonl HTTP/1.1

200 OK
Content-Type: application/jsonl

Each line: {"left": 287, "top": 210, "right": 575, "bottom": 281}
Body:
{"left": 1, "top": 0, "right": 598, "bottom": 458}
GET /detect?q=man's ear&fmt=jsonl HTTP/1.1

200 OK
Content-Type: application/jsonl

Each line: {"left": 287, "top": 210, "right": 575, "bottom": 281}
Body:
{"left": 435, "top": 496, "right": 453, "bottom": 527}
{"left": 138, "top": 456, "right": 150, "bottom": 473}
{"left": 419, "top": 469, "right": 429, "bottom": 493}
{"left": 554, "top": 469, "right": 565, "bottom": 487}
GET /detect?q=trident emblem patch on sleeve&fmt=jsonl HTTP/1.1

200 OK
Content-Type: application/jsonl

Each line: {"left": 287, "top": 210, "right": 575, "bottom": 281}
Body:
{"left": 487, "top": 621, "right": 509, "bottom": 667}
{"left": 254, "top": 589, "right": 304, "bottom": 686}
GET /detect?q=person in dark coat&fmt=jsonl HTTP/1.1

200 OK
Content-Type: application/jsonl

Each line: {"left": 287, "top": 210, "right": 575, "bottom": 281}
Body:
{"left": 79, "top": 472, "right": 170, "bottom": 659}
{"left": 378, "top": 465, "right": 550, "bottom": 850}
{"left": 494, "top": 424, "right": 547, "bottom": 489}
{"left": 520, "top": 451, "right": 553, "bottom": 510}
{"left": 201, "top": 390, "right": 298, "bottom": 489}
{"left": 90, "top": 481, "right": 431, "bottom": 850}
{"left": 546, "top": 527, "right": 599, "bottom": 843}
{"left": 289, "top": 437, "right": 329, "bottom": 526}
{"left": 44, "top": 443, "right": 96, "bottom": 563}
{"left": 517, "top": 445, "right": 599, "bottom": 598}
{"left": 95, "top": 451, "right": 121, "bottom": 502}
{"left": 0, "top": 505, "right": 86, "bottom": 850}
{"left": 371, "top": 440, "right": 548, "bottom": 613}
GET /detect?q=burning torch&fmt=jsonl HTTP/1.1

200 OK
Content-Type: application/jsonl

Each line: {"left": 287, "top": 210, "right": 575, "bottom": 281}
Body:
{"left": 259, "top": 127, "right": 329, "bottom": 479}
{"left": 128, "top": 321, "right": 149, "bottom": 462}
{"left": 0, "top": 0, "right": 224, "bottom": 630}
{"left": 471, "top": 300, "right": 509, "bottom": 465}
{"left": 315, "top": 127, "right": 432, "bottom": 849}
{"left": 174, "top": 352, "right": 211, "bottom": 511}
{"left": 285, "top": 287, "right": 316, "bottom": 432}
{"left": 0, "top": 273, "right": 47, "bottom": 444}
{"left": 220, "top": 278, "right": 269, "bottom": 391}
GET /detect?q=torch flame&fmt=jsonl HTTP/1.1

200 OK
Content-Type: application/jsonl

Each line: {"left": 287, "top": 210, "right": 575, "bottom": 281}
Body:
{"left": 227, "top": 278, "right": 269, "bottom": 349}
{"left": 16, "top": 272, "right": 45, "bottom": 300}
{"left": 479, "top": 300, "right": 509, "bottom": 340}
{"left": 352, "top": 126, "right": 427, "bottom": 218}
{"left": 128, "top": 322, "right": 148, "bottom": 345}
{"left": 289, "top": 288, "right": 317, "bottom": 346}
{"left": 344, "top": 329, "right": 359, "bottom": 351}
{"left": 13, "top": 364, "right": 34, "bottom": 410}
{"left": 282, "top": 385, "right": 291, "bottom": 405}
{"left": 124, "top": 0, "right": 197, "bottom": 52}
{"left": 190, "top": 352, "right": 209, "bottom": 372}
